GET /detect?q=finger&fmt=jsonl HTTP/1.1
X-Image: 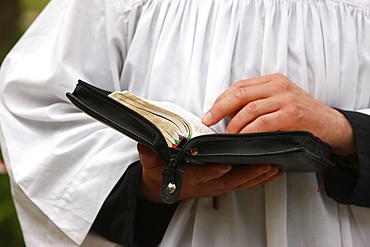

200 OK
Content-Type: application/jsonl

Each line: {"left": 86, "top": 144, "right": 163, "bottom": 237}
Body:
{"left": 213, "top": 167, "right": 282, "bottom": 196}
{"left": 204, "top": 165, "right": 279, "bottom": 196}
{"left": 137, "top": 143, "right": 156, "bottom": 158}
{"left": 219, "top": 164, "right": 275, "bottom": 189}
{"left": 181, "top": 165, "right": 279, "bottom": 199}
{"left": 202, "top": 85, "right": 265, "bottom": 126}
{"left": 137, "top": 143, "right": 163, "bottom": 168}
{"left": 225, "top": 97, "right": 281, "bottom": 133}
{"left": 184, "top": 163, "right": 232, "bottom": 183}
{"left": 218, "top": 75, "right": 274, "bottom": 100}
{"left": 202, "top": 74, "right": 296, "bottom": 127}
{"left": 233, "top": 167, "right": 282, "bottom": 190}
{"left": 237, "top": 108, "right": 295, "bottom": 133}
{"left": 202, "top": 79, "right": 276, "bottom": 126}
{"left": 180, "top": 163, "right": 233, "bottom": 199}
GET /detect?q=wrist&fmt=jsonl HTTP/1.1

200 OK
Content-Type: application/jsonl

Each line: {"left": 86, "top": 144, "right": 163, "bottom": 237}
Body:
{"left": 331, "top": 110, "right": 356, "bottom": 155}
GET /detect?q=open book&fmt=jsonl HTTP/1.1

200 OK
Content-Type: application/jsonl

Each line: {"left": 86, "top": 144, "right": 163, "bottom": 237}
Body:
{"left": 67, "top": 80, "right": 335, "bottom": 204}
{"left": 108, "top": 91, "right": 216, "bottom": 147}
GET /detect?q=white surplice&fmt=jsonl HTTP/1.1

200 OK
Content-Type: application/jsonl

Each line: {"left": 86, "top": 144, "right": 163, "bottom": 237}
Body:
{"left": 0, "top": 0, "right": 370, "bottom": 246}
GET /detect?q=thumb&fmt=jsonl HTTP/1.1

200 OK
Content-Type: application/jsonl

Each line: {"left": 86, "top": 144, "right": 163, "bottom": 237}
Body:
{"left": 137, "top": 143, "right": 163, "bottom": 168}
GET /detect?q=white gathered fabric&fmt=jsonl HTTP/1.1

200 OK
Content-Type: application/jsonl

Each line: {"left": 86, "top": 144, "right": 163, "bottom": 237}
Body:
{"left": 0, "top": 0, "right": 370, "bottom": 246}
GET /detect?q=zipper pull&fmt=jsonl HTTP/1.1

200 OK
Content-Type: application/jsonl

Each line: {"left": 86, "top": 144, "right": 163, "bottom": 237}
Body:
{"left": 160, "top": 157, "right": 183, "bottom": 204}
{"left": 166, "top": 158, "right": 177, "bottom": 195}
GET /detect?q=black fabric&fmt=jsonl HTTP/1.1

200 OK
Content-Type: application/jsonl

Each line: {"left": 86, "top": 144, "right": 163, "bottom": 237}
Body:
{"left": 134, "top": 199, "right": 179, "bottom": 247}
{"left": 324, "top": 110, "right": 370, "bottom": 207}
{"left": 91, "top": 161, "right": 142, "bottom": 246}
{"left": 91, "top": 161, "right": 179, "bottom": 247}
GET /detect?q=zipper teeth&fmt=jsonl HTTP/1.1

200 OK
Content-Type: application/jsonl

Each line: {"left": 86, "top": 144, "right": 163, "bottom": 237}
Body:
{"left": 200, "top": 137, "right": 298, "bottom": 146}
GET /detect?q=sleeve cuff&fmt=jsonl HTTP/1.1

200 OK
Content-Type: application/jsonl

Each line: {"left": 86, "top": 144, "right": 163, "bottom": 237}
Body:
{"left": 324, "top": 109, "right": 370, "bottom": 207}
{"left": 91, "top": 160, "right": 179, "bottom": 246}
{"left": 91, "top": 161, "right": 142, "bottom": 246}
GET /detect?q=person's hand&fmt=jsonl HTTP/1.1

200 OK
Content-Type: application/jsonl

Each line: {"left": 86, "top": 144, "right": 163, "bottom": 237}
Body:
{"left": 202, "top": 73, "right": 356, "bottom": 155}
{"left": 137, "top": 143, "right": 282, "bottom": 203}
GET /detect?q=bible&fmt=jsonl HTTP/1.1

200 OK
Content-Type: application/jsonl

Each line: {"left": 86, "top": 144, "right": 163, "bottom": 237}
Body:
{"left": 67, "top": 80, "right": 335, "bottom": 204}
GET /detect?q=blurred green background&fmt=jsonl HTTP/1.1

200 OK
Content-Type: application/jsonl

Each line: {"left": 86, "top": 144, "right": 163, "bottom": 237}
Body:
{"left": 0, "top": 0, "right": 49, "bottom": 246}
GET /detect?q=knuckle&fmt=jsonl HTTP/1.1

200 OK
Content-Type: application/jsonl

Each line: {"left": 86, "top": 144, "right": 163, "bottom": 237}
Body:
{"left": 284, "top": 104, "right": 303, "bottom": 122}
{"left": 256, "top": 115, "right": 271, "bottom": 129}
{"left": 283, "top": 93, "right": 297, "bottom": 102}
{"left": 246, "top": 101, "right": 260, "bottom": 114}
{"left": 233, "top": 88, "right": 248, "bottom": 101}
{"left": 235, "top": 79, "right": 249, "bottom": 88}
{"left": 272, "top": 72, "right": 286, "bottom": 79}
{"left": 284, "top": 104, "right": 298, "bottom": 116}
{"left": 275, "top": 80, "right": 291, "bottom": 91}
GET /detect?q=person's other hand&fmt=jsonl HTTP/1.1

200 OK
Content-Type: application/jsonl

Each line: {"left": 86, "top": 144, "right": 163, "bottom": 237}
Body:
{"left": 137, "top": 143, "right": 282, "bottom": 203}
{"left": 202, "top": 73, "right": 356, "bottom": 155}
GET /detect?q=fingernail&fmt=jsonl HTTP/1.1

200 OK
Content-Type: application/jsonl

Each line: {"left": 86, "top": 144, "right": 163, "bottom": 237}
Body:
{"left": 218, "top": 166, "right": 231, "bottom": 174}
{"left": 266, "top": 167, "right": 280, "bottom": 177}
{"left": 257, "top": 166, "right": 271, "bottom": 175}
{"left": 202, "top": 111, "right": 212, "bottom": 125}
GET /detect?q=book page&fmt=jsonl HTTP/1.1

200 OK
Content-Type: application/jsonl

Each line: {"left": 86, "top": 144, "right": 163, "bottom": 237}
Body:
{"left": 145, "top": 99, "right": 216, "bottom": 136}
{"left": 109, "top": 91, "right": 216, "bottom": 146}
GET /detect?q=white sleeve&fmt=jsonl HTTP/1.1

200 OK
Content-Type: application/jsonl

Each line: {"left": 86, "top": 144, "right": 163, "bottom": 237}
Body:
{"left": 0, "top": 0, "right": 140, "bottom": 245}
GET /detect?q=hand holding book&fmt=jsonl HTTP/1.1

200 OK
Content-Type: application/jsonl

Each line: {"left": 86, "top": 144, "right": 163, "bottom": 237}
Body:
{"left": 137, "top": 143, "right": 282, "bottom": 203}
{"left": 67, "top": 80, "right": 335, "bottom": 204}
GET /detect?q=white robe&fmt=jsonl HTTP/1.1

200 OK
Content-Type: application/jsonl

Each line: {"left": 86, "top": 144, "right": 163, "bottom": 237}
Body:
{"left": 0, "top": 0, "right": 370, "bottom": 246}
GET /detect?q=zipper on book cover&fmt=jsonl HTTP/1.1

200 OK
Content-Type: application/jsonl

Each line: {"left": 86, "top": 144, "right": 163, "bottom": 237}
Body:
{"left": 166, "top": 158, "right": 177, "bottom": 194}
{"left": 160, "top": 157, "right": 185, "bottom": 204}
{"left": 159, "top": 139, "right": 199, "bottom": 204}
